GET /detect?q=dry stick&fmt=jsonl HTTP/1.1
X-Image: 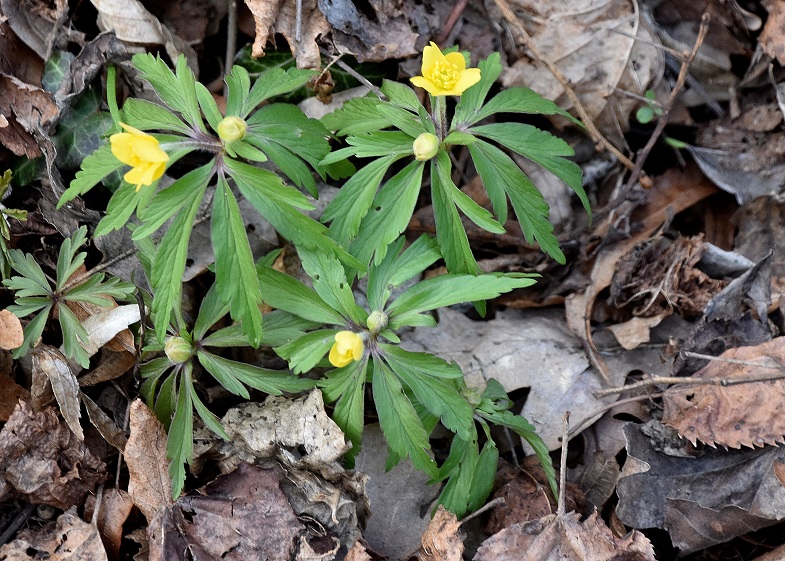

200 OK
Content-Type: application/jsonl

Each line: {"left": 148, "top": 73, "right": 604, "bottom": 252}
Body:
{"left": 319, "top": 48, "right": 387, "bottom": 100}
{"left": 594, "top": 350, "right": 785, "bottom": 398}
{"left": 460, "top": 497, "right": 506, "bottom": 526}
{"left": 568, "top": 392, "right": 664, "bottom": 439}
{"left": 557, "top": 411, "right": 570, "bottom": 516}
{"left": 224, "top": 0, "right": 238, "bottom": 98}
{"left": 0, "top": 503, "right": 35, "bottom": 546}
{"left": 492, "top": 0, "right": 635, "bottom": 171}
{"left": 620, "top": 12, "right": 711, "bottom": 193}
{"left": 437, "top": 0, "right": 471, "bottom": 45}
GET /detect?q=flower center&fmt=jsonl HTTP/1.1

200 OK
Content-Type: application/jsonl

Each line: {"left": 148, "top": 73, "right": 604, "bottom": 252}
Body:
{"left": 430, "top": 60, "right": 459, "bottom": 90}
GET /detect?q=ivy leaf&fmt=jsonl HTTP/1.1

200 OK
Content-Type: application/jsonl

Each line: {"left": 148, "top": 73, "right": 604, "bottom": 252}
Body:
{"left": 373, "top": 358, "right": 438, "bottom": 478}
{"left": 469, "top": 140, "right": 564, "bottom": 263}
{"left": 212, "top": 176, "right": 264, "bottom": 346}
{"left": 52, "top": 86, "right": 113, "bottom": 171}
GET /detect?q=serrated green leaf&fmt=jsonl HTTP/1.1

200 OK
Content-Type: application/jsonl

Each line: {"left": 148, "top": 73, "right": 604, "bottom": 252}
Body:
{"left": 150, "top": 185, "right": 205, "bottom": 341}
{"left": 245, "top": 67, "right": 316, "bottom": 117}
{"left": 443, "top": 131, "right": 477, "bottom": 146}
{"left": 55, "top": 226, "right": 87, "bottom": 290}
{"left": 11, "top": 306, "right": 51, "bottom": 359}
{"left": 387, "top": 273, "right": 537, "bottom": 320}
{"left": 298, "top": 248, "right": 365, "bottom": 325}
{"left": 373, "top": 358, "right": 437, "bottom": 478}
{"left": 377, "top": 345, "right": 463, "bottom": 379}
{"left": 274, "top": 329, "right": 340, "bottom": 374}
{"left": 469, "top": 140, "right": 564, "bottom": 263}
{"left": 212, "top": 176, "right": 264, "bottom": 346}
{"left": 167, "top": 369, "right": 193, "bottom": 498}
{"left": 366, "top": 235, "right": 440, "bottom": 311}
{"left": 58, "top": 144, "right": 124, "bottom": 206}
{"left": 6, "top": 298, "right": 50, "bottom": 317}
{"left": 466, "top": 440, "right": 498, "bottom": 513}
{"left": 350, "top": 159, "right": 425, "bottom": 267}
{"left": 344, "top": 131, "right": 415, "bottom": 159}
{"left": 321, "top": 96, "right": 391, "bottom": 135}
{"left": 376, "top": 105, "right": 427, "bottom": 138}
{"left": 225, "top": 65, "right": 251, "bottom": 118}
{"left": 223, "top": 157, "right": 313, "bottom": 210}
{"left": 155, "top": 371, "right": 178, "bottom": 430}
{"left": 431, "top": 152, "right": 480, "bottom": 275}
{"left": 6, "top": 250, "right": 51, "bottom": 294}
{"left": 192, "top": 283, "right": 230, "bottom": 341}
{"left": 471, "top": 123, "right": 589, "bottom": 215}
{"left": 57, "top": 303, "right": 91, "bottom": 368}
{"left": 195, "top": 82, "right": 223, "bottom": 132}
{"left": 453, "top": 52, "right": 502, "bottom": 128}
{"left": 322, "top": 155, "right": 400, "bottom": 245}
{"left": 94, "top": 181, "right": 150, "bottom": 238}
{"left": 470, "top": 86, "right": 577, "bottom": 126}
{"left": 229, "top": 139, "right": 269, "bottom": 163}
{"left": 135, "top": 163, "right": 214, "bottom": 240}
{"left": 320, "top": 360, "right": 367, "bottom": 461}
{"left": 122, "top": 98, "right": 192, "bottom": 134}
{"left": 256, "top": 266, "right": 346, "bottom": 325}
{"left": 190, "top": 385, "right": 229, "bottom": 440}
{"left": 380, "top": 80, "right": 423, "bottom": 112}
{"left": 132, "top": 53, "right": 205, "bottom": 132}
{"left": 193, "top": 350, "right": 250, "bottom": 398}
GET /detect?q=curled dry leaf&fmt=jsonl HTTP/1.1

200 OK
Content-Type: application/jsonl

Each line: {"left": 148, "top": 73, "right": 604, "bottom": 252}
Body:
{"left": 413, "top": 506, "right": 463, "bottom": 561}
{"left": 0, "top": 308, "right": 23, "bottom": 350}
{"left": 32, "top": 346, "right": 83, "bottom": 440}
{"left": 475, "top": 511, "right": 655, "bottom": 561}
{"left": 0, "top": 73, "right": 59, "bottom": 158}
{"left": 663, "top": 337, "right": 785, "bottom": 448}
{"left": 94, "top": 488, "right": 135, "bottom": 561}
{"left": 0, "top": 508, "right": 108, "bottom": 561}
{"left": 125, "top": 399, "right": 173, "bottom": 522}
{"left": 0, "top": 372, "right": 29, "bottom": 422}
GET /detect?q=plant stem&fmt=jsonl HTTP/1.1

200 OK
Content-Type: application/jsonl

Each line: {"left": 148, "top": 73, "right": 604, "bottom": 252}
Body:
{"left": 433, "top": 95, "right": 447, "bottom": 140}
{"left": 106, "top": 65, "right": 122, "bottom": 131}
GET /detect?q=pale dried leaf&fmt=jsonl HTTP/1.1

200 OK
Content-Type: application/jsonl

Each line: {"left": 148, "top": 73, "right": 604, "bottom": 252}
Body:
{"left": 663, "top": 338, "right": 785, "bottom": 448}
{"left": 0, "top": 309, "right": 24, "bottom": 350}
{"left": 0, "top": 508, "right": 108, "bottom": 561}
{"left": 414, "top": 506, "right": 463, "bottom": 561}
{"left": 32, "top": 346, "right": 83, "bottom": 440}
{"left": 0, "top": 73, "right": 59, "bottom": 158}
{"left": 125, "top": 399, "right": 172, "bottom": 521}
{"left": 95, "top": 488, "right": 134, "bottom": 561}
{"left": 760, "top": 0, "right": 785, "bottom": 65}
{"left": 0, "top": 371, "right": 29, "bottom": 421}
{"left": 81, "top": 392, "right": 128, "bottom": 451}
{"left": 344, "top": 540, "right": 371, "bottom": 561}
{"left": 474, "top": 511, "right": 654, "bottom": 561}
{"left": 72, "top": 304, "right": 140, "bottom": 361}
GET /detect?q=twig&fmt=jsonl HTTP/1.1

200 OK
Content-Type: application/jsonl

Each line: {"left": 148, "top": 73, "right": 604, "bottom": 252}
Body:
{"left": 557, "top": 411, "right": 570, "bottom": 516}
{"left": 594, "top": 350, "right": 785, "bottom": 398}
{"left": 319, "top": 48, "right": 386, "bottom": 100}
{"left": 0, "top": 503, "right": 35, "bottom": 546}
{"left": 295, "top": 0, "right": 303, "bottom": 42}
{"left": 492, "top": 0, "right": 636, "bottom": 171}
{"left": 437, "top": 0, "right": 471, "bottom": 45}
{"left": 568, "top": 392, "right": 664, "bottom": 438}
{"left": 224, "top": 0, "right": 238, "bottom": 98}
{"left": 621, "top": 13, "right": 710, "bottom": 192}
{"left": 61, "top": 246, "right": 138, "bottom": 292}
{"left": 460, "top": 497, "right": 505, "bottom": 526}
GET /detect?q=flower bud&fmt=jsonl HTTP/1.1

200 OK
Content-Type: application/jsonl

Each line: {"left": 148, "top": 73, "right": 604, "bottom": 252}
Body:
{"left": 366, "top": 310, "right": 388, "bottom": 334}
{"left": 413, "top": 132, "right": 439, "bottom": 161}
{"left": 165, "top": 336, "right": 193, "bottom": 364}
{"left": 217, "top": 116, "right": 247, "bottom": 142}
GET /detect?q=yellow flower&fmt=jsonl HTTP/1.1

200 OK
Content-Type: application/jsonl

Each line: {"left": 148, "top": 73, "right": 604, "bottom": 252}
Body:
{"left": 410, "top": 42, "right": 481, "bottom": 97}
{"left": 329, "top": 331, "right": 364, "bottom": 368}
{"left": 110, "top": 122, "right": 169, "bottom": 191}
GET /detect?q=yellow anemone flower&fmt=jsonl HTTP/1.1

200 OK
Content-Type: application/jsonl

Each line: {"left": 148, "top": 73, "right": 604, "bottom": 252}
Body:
{"left": 329, "top": 331, "right": 364, "bottom": 368}
{"left": 410, "top": 42, "right": 481, "bottom": 97}
{"left": 110, "top": 122, "right": 169, "bottom": 191}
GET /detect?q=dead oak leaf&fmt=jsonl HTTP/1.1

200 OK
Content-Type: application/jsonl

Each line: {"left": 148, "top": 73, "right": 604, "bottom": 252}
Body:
{"left": 663, "top": 337, "right": 785, "bottom": 448}
{"left": 474, "top": 511, "right": 655, "bottom": 561}
{"left": 0, "top": 73, "right": 58, "bottom": 157}
{"left": 0, "top": 309, "right": 23, "bottom": 350}
{"left": 412, "top": 506, "right": 462, "bottom": 561}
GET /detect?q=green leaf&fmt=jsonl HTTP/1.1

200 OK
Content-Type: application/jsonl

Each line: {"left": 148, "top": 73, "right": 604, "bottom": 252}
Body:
{"left": 343, "top": 131, "right": 415, "bottom": 159}
{"left": 320, "top": 360, "right": 368, "bottom": 461}
{"left": 122, "top": 98, "right": 192, "bottom": 135}
{"left": 469, "top": 140, "right": 564, "bottom": 263}
{"left": 467, "top": 440, "right": 499, "bottom": 511}
{"left": 387, "top": 273, "right": 537, "bottom": 321}
{"left": 274, "top": 329, "right": 341, "bottom": 374}
{"left": 453, "top": 52, "right": 502, "bottom": 127}
{"left": 52, "top": 86, "right": 113, "bottom": 171}
{"left": 373, "top": 358, "right": 437, "bottom": 478}
{"left": 150, "top": 184, "right": 206, "bottom": 341}
{"left": 377, "top": 105, "right": 427, "bottom": 139}
{"left": 11, "top": 306, "right": 51, "bottom": 359}
{"left": 132, "top": 53, "right": 205, "bottom": 132}
{"left": 212, "top": 176, "right": 264, "bottom": 346}
{"left": 223, "top": 157, "right": 313, "bottom": 210}
{"left": 367, "top": 235, "right": 440, "bottom": 311}
{"left": 434, "top": 435, "right": 478, "bottom": 517}
{"left": 190, "top": 386, "right": 229, "bottom": 440}
{"left": 431, "top": 152, "right": 480, "bottom": 275}
{"left": 195, "top": 82, "right": 223, "bottom": 132}
{"left": 192, "top": 283, "right": 230, "bottom": 341}
{"left": 381, "top": 350, "right": 473, "bottom": 439}
{"left": 244, "top": 67, "right": 316, "bottom": 117}
{"left": 225, "top": 65, "right": 252, "bottom": 118}
{"left": 378, "top": 345, "right": 463, "bottom": 379}
{"left": 253, "top": 310, "right": 319, "bottom": 348}
{"left": 321, "top": 96, "right": 391, "bottom": 135}
{"left": 58, "top": 144, "right": 123, "bottom": 207}
{"left": 256, "top": 266, "right": 346, "bottom": 325}
{"left": 350, "top": 160, "right": 425, "bottom": 267}
{"left": 57, "top": 303, "right": 91, "bottom": 368}
{"left": 135, "top": 163, "right": 215, "bottom": 239}
{"left": 42, "top": 51, "right": 75, "bottom": 93}
{"left": 470, "top": 86, "right": 577, "bottom": 126}
{"left": 380, "top": 79, "right": 423, "bottom": 113}
{"left": 298, "top": 248, "right": 365, "bottom": 325}
{"left": 55, "top": 226, "right": 87, "bottom": 290}
{"left": 443, "top": 131, "right": 477, "bottom": 146}
{"left": 322, "top": 155, "right": 400, "bottom": 245}
{"left": 6, "top": 250, "right": 51, "bottom": 294}
{"left": 470, "top": 123, "right": 589, "bottom": 215}
{"left": 167, "top": 369, "right": 194, "bottom": 498}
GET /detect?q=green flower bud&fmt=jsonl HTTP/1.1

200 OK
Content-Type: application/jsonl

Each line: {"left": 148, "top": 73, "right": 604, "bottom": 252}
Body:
{"left": 366, "top": 310, "right": 389, "bottom": 334}
{"left": 217, "top": 116, "right": 247, "bottom": 142}
{"left": 412, "top": 132, "right": 439, "bottom": 161}
{"left": 165, "top": 336, "right": 193, "bottom": 364}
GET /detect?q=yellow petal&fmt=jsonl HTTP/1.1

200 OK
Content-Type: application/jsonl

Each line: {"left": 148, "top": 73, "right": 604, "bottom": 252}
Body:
{"left": 421, "top": 41, "right": 444, "bottom": 78}
{"left": 329, "top": 344, "right": 352, "bottom": 367}
{"left": 119, "top": 122, "right": 148, "bottom": 137}
{"left": 133, "top": 136, "right": 169, "bottom": 163}
{"left": 110, "top": 133, "right": 138, "bottom": 166}
{"left": 350, "top": 336, "right": 363, "bottom": 360}
{"left": 443, "top": 51, "right": 467, "bottom": 72}
{"left": 452, "top": 68, "right": 482, "bottom": 95}
{"left": 410, "top": 75, "right": 438, "bottom": 95}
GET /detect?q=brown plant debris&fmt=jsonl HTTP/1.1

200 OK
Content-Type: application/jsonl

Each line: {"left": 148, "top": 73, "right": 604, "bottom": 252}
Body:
{"left": 663, "top": 337, "right": 785, "bottom": 448}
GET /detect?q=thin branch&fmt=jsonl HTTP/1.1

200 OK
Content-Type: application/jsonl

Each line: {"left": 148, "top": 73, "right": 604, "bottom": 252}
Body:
{"left": 492, "top": 0, "right": 636, "bottom": 171}
{"left": 568, "top": 392, "right": 664, "bottom": 438}
{"left": 319, "top": 48, "right": 386, "bottom": 100}
{"left": 460, "top": 497, "right": 506, "bottom": 525}
{"left": 224, "top": 0, "right": 238, "bottom": 98}
{"left": 437, "top": 0, "right": 471, "bottom": 45}
{"left": 557, "top": 411, "right": 570, "bottom": 516}
{"left": 621, "top": 13, "right": 710, "bottom": 192}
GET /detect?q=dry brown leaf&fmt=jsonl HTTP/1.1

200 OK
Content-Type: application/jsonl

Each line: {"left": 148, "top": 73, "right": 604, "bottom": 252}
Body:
{"left": 244, "top": 0, "right": 329, "bottom": 69}
{"left": 125, "top": 399, "right": 173, "bottom": 521}
{"left": 81, "top": 393, "right": 128, "bottom": 452}
{"left": 760, "top": 0, "right": 785, "bottom": 65}
{"left": 413, "top": 506, "right": 463, "bottom": 561}
{"left": 0, "top": 73, "right": 58, "bottom": 157}
{"left": 0, "top": 0, "right": 68, "bottom": 60}
{"left": 95, "top": 488, "right": 135, "bottom": 561}
{"left": 32, "top": 346, "right": 83, "bottom": 440}
{"left": 0, "top": 401, "right": 106, "bottom": 509}
{"left": 0, "top": 309, "right": 23, "bottom": 350}
{"left": 344, "top": 539, "right": 372, "bottom": 561}
{"left": 662, "top": 338, "right": 785, "bottom": 448}
{"left": 0, "top": 508, "right": 108, "bottom": 561}
{"left": 0, "top": 371, "right": 29, "bottom": 421}
{"left": 474, "top": 511, "right": 655, "bottom": 561}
